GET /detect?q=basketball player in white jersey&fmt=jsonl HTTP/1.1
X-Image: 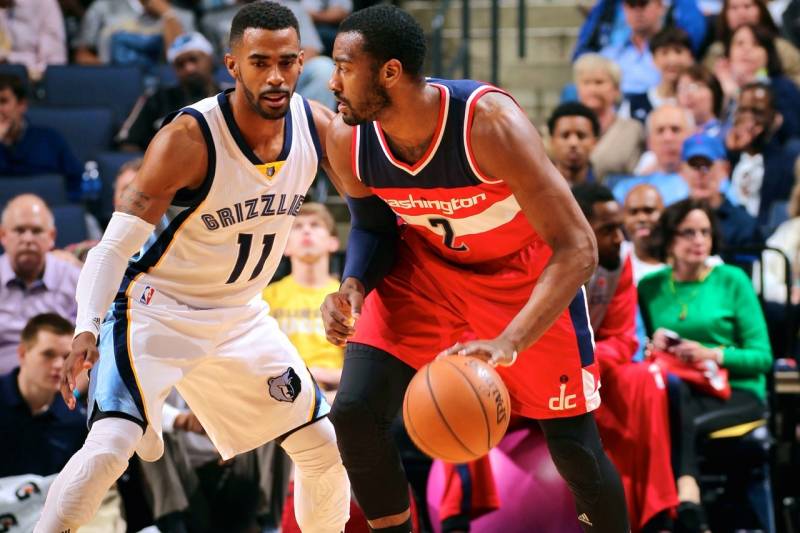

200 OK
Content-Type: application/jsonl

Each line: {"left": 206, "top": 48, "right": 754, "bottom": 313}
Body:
{"left": 35, "top": 3, "right": 350, "bottom": 532}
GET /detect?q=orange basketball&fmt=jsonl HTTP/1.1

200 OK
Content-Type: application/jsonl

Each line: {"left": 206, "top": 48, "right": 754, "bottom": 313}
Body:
{"left": 402, "top": 355, "right": 511, "bottom": 463}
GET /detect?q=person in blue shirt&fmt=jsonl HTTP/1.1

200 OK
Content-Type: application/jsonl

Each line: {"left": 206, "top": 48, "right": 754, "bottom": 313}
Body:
{"left": 547, "top": 101, "right": 600, "bottom": 185}
{"left": 0, "top": 313, "right": 87, "bottom": 477}
{"left": 0, "top": 74, "right": 83, "bottom": 202}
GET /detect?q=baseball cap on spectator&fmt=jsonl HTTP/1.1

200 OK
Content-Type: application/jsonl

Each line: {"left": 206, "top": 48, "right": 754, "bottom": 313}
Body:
{"left": 681, "top": 133, "right": 725, "bottom": 162}
{"left": 167, "top": 33, "right": 214, "bottom": 64}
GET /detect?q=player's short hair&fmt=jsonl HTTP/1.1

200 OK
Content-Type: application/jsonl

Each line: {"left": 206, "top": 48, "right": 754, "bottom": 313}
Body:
{"left": 21, "top": 313, "right": 74, "bottom": 348}
{"left": 297, "top": 202, "right": 337, "bottom": 237}
{"left": 573, "top": 53, "right": 621, "bottom": 89}
{"left": 0, "top": 73, "right": 27, "bottom": 101}
{"left": 572, "top": 182, "right": 616, "bottom": 221}
{"left": 229, "top": 1, "right": 300, "bottom": 47}
{"left": 649, "top": 26, "right": 692, "bottom": 55}
{"left": 338, "top": 5, "right": 427, "bottom": 78}
{"left": 547, "top": 102, "right": 601, "bottom": 138}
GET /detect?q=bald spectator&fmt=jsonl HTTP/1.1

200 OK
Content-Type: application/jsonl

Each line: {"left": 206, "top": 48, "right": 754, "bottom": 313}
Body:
{"left": 118, "top": 33, "right": 222, "bottom": 151}
{"left": 681, "top": 133, "right": 764, "bottom": 247}
{"left": 0, "top": 74, "right": 83, "bottom": 202}
{"left": 74, "top": 0, "right": 194, "bottom": 66}
{"left": 613, "top": 104, "right": 694, "bottom": 205}
{"left": 0, "top": 195, "right": 79, "bottom": 374}
{"left": 0, "top": 0, "right": 67, "bottom": 81}
{"left": 547, "top": 101, "right": 600, "bottom": 185}
{"left": 622, "top": 184, "right": 666, "bottom": 284}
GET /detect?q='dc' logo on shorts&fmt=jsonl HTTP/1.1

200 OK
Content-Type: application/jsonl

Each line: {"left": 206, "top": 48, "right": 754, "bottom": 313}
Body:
{"left": 268, "top": 367, "right": 302, "bottom": 403}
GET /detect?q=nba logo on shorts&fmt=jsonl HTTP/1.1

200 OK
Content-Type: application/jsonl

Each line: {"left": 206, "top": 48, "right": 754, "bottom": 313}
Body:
{"left": 140, "top": 286, "right": 155, "bottom": 305}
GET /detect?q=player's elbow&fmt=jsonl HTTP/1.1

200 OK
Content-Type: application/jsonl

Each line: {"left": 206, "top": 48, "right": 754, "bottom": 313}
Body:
{"left": 572, "top": 231, "right": 598, "bottom": 283}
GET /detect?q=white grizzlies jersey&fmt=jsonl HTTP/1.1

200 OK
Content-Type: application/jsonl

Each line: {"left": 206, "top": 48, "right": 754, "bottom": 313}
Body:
{"left": 123, "top": 89, "right": 321, "bottom": 308}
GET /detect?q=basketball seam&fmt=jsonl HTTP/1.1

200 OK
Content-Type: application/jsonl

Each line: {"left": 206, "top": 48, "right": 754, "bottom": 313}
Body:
{"left": 425, "top": 363, "right": 479, "bottom": 458}
{"left": 404, "top": 387, "right": 460, "bottom": 463}
{"left": 444, "top": 359, "right": 493, "bottom": 452}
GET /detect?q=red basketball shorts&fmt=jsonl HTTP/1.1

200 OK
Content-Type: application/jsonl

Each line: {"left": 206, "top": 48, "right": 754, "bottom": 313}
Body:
{"left": 351, "top": 231, "right": 601, "bottom": 420}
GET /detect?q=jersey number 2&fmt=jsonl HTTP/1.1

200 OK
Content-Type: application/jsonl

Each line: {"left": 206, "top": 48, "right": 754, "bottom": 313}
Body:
{"left": 226, "top": 233, "right": 276, "bottom": 284}
{"left": 428, "top": 218, "right": 467, "bottom": 251}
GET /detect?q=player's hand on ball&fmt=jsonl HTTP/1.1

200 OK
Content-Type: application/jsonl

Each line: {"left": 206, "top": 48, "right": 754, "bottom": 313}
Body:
{"left": 439, "top": 337, "right": 518, "bottom": 367}
{"left": 61, "top": 331, "right": 99, "bottom": 410}
{"left": 321, "top": 277, "right": 365, "bottom": 346}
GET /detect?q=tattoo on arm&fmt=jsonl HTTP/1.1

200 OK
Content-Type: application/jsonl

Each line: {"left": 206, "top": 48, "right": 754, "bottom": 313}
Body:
{"left": 120, "top": 185, "right": 153, "bottom": 217}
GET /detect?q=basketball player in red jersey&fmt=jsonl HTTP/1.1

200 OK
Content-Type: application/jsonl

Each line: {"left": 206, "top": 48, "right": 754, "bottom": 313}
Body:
{"left": 321, "top": 6, "right": 629, "bottom": 533}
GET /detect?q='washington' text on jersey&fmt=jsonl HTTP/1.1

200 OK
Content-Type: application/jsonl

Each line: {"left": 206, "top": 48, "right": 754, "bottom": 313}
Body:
{"left": 201, "top": 193, "right": 305, "bottom": 231}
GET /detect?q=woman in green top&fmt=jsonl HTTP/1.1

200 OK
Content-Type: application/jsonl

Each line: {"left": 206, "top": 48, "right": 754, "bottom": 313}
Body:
{"left": 638, "top": 199, "right": 772, "bottom": 531}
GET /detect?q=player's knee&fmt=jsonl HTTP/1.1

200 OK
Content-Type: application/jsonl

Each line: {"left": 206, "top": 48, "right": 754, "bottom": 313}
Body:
{"left": 294, "top": 459, "right": 351, "bottom": 533}
{"left": 57, "top": 445, "right": 130, "bottom": 523}
{"left": 329, "top": 394, "right": 376, "bottom": 448}
{"left": 547, "top": 436, "right": 603, "bottom": 503}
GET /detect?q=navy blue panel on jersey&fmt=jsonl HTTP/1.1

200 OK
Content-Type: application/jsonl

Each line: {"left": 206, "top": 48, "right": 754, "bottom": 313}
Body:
{"left": 172, "top": 107, "right": 217, "bottom": 208}
{"left": 355, "top": 78, "right": 492, "bottom": 190}
{"left": 302, "top": 97, "right": 323, "bottom": 162}
{"left": 217, "top": 89, "right": 293, "bottom": 164}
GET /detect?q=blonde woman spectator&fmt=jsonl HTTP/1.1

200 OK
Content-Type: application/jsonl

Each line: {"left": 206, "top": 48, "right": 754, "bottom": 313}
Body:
{"left": 575, "top": 53, "right": 646, "bottom": 180}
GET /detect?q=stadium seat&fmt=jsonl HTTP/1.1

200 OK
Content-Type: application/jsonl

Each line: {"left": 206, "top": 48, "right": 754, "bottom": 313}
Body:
{"left": 155, "top": 63, "right": 178, "bottom": 87}
{"left": 95, "top": 151, "right": 143, "bottom": 220}
{"left": 52, "top": 204, "right": 89, "bottom": 248}
{"left": 42, "top": 65, "right": 144, "bottom": 126}
{"left": 215, "top": 65, "right": 235, "bottom": 87}
{"left": 0, "top": 174, "right": 68, "bottom": 208}
{"left": 26, "top": 107, "right": 114, "bottom": 164}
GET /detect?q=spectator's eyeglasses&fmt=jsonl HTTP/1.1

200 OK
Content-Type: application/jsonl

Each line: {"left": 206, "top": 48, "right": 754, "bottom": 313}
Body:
{"left": 676, "top": 228, "right": 712, "bottom": 239}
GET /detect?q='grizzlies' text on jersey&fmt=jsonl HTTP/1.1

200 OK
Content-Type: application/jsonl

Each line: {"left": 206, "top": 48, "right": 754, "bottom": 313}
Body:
{"left": 122, "top": 89, "right": 321, "bottom": 308}
{"left": 352, "top": 78, "right": 540, "bottom": 264}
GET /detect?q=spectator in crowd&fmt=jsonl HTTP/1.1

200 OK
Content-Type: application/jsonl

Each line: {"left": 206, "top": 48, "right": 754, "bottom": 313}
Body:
{"left": 676, "top": 65, "right": 726, "bottom": 139}
{"left": 302, "top": 0, "right": 351, "bottom": 55}
{"left": 546, "top": 101, "right": 600, "bottom": 185}
{"left": 574, "top": 53, "right": 645, "bottom": 180}
{"left": 58, "top": 0, "right": 94, "bottom": 53}
{"left": 574, "top": 183, "right": 678, "bottom": 533}
{"left": 764, "top": 179, "right": 800, "bottom": 305}
{"left": 0, "top": 195, "right": 80, "bottom": 374}
{"left": 74, "top": 0, "right": 195, "bottom": 66}
{"left": 573, "top": 0, "right": 706, "bottom": 59}
{"left": 0, "top": 74, "right": 83, "bottom": 201}
{"left": 0, "top": 0, "right": 67, "bottom": 81}
{"left": 639, "top": 199, "right": 773, "bottom": 529}
{"left": 681, "top": 133, "right": 764, "bottom": 247}
{"left": 623, "top": 27, "right": 695, "bottom": 123}
{"left": 622, "top": 184, "right": 665, "bottom": 283}
{"left": 201, "top": 0, "right": 336, "bottom": 109}
{"left": 0, "top": 313, "right": 125, "bottom": 532}
{"left": 725, "top": 81, "right": 800, "bottom": 225}
{"left": 717, "top": 24, "right": 800, "bottom": 138}
{"left": 118, "top": 32, "right": 221, "bottom": 151}
{"left": 599, "top": 0, "right": 666, "bottom": 95}
{"left": 263, "top": 202, "right": 343, "bottom": 400}
{"left": 614, "top": 104, "right": 694, "bottom": 205}
{"left": 705, "top": 0, "right": 800, "bottom": 87}
{"left": 0, "top": 313, "right": 82, "bottom": 477}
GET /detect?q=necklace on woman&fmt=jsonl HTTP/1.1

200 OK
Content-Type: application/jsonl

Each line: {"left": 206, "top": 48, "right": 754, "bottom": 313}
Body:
{"left": 669, "top": 267, "right": 711, "bottom": 321}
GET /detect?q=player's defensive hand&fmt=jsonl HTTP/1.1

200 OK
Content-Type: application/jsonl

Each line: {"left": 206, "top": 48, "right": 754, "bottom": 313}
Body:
{"left": 439, "top": 337, "right": 518, "bottom": 367}
{"left": 321, "top": 277, "right": 365, "bottom": 346}
{"left": 61, "top": 331, "right": 99, "bottom": 410}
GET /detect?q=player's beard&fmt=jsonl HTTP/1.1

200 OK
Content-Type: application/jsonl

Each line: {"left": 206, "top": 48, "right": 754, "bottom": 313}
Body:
{"left": 238, "top": 72, "right": 294, "bottom": 120}
{"left": 340, "top": 79, "right": 391, "bottom": 126}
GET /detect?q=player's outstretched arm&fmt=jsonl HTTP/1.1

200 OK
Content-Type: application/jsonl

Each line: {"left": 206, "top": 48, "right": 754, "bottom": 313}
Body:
{"left": 444, "top": 93, "right": 598, "bottom": 364}
{"left": 62, "top": 116, "right": 209, "bottom": 408}
{"left": 319, "top": 115, "right": 399, "bottom": 346}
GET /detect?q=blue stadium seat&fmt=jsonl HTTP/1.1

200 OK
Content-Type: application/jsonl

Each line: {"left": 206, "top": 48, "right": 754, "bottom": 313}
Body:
{"left": 155, "top": 63, "right": 178, "bottom": 87}
{"left": 96, "top": 151, "right": 143, "bottom": 220}
{"left": 42, "top": 65, "right": 144, "bottom": 126}
{"left": 26, "top": 107, "right": 113, "bottom": 163}
{"left": 52, "top": 204, "right": 89, "bottom": 248}
{"left": 0, "top": 174, "right": 68, "bottom": 207}
{"left": 215, "top": 65, "right": 234, "bottom": 87}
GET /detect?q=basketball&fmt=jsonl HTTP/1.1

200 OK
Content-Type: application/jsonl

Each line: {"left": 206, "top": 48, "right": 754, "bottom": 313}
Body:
{"left": 402, "top": 355, "right": 511, "bottom": 463}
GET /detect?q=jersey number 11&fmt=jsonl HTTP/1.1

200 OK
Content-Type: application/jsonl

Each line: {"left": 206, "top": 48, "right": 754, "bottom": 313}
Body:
{"left": 226, "top": 233, "right": 276, "bottom": 284}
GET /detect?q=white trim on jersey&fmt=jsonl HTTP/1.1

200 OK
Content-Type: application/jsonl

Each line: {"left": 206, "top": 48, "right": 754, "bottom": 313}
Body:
{"left": 371, "top": 83, "right": 450, "bottom": 176}
{"left": 463, "top": 85, "right": 504, "bottom": 185}
{"left": 352, "top": 125, "right": 362, "bottom": 182}
{"left": 397, "top": 192, "right": 522, "bottom": 237}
